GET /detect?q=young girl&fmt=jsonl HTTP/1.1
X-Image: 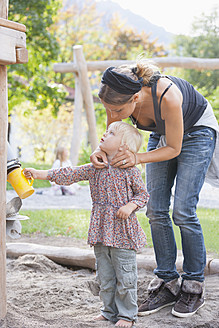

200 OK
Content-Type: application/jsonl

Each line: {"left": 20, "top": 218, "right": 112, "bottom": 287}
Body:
{"left": 24, "top": 122, "right": 149, "bottom": 328}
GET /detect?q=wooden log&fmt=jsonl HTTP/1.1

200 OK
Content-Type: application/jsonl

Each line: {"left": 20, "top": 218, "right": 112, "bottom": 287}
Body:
{"left": 6, "top": 243, "right": 96, "bottom": 270}
{"left": 6, "top": 243, "right": 219, "bottom": 275}
{"left": 0, "top": 65, "right": 8, "bottom": 320}
{"left": 0, "top": 26, "right": 26, "bottom": 65}
{"left": 70, "top": 48, "right": 83, "bottom": 165}
{"left": 54, "top": 57, "right": 219, "bottom": 73}
{"left": 73, "top": 45, "right": 98, "bottom": 151}
{"left": 0, "top": 18, "right": 26, "bottom": 32}
{"left": 205, "top": 258, "right": 219, "bottom": 275}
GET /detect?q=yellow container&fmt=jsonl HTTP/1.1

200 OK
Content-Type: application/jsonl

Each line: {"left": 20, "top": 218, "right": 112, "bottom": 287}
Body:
{"left": 7, "top": 167, "right": 34, "bottom": 199}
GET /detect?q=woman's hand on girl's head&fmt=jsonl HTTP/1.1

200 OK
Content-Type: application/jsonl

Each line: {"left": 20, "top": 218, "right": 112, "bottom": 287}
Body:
{"left": 90, "top": 148, "right": 108, "bottom": 168}
{"left": 111, "top": 144, "right": 137, "bottom": 168}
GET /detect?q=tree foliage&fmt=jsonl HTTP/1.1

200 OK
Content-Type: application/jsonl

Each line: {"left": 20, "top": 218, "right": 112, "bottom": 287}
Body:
{"left": 103, "top": 14, "right": 167, "bottom": 60}
{"left": 9, "top": 0, "right": 168, "bottom": 162}
{"left": 8, "top": 0, "right": 66, "bottom": 115}
{"left": 52, "top": 0, "right": 167, "bottom": 86}
{"left": 171, "top": 8, "right": 219, "bottom": 97}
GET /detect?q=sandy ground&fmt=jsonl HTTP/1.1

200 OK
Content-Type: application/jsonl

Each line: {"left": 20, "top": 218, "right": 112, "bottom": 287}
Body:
{"left": 1, "top": 234, "right": 219, "bottom": 328}
{"left": 2, "top": 182, "right": 219, "bottom": 328}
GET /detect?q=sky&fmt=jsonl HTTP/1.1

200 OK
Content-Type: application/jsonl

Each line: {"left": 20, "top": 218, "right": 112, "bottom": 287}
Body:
{"left": 97, "top": 0, "right": 218, "bottom": 35}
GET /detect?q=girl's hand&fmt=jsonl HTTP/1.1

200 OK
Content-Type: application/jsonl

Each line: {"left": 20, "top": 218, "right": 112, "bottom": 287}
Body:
{"left": 117, "top": 203, "right": 137, "bottom": 219}
{"left": 23, "top": 168, "right": 37, "bottom": 179}
{"left": 90, "top": 148, "right": 108, "bottom": 169}
{"left": 23, "top": 168, "right": 48, "bottom": 180}
{"left": 111, "top": 144, "right": 137, "bottom": 168}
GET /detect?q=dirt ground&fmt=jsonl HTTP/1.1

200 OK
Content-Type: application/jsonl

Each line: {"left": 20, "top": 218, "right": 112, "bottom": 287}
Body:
{"left": 2, "top": 182, "right": 219, "bottom": 328}
{"left": 1, "top": 234, "right": 218, "bottom": 328}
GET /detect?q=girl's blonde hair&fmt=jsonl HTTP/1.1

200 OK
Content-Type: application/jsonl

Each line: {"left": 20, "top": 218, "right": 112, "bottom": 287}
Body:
{"left": 108, "top": 121, "right": 143, "bottom": 153}
{"left": 99, "top": 57, "right": 159, "bottom": 105}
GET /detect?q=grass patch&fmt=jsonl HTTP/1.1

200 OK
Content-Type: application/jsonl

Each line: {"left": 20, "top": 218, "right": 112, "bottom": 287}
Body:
{"left": 20, "top": 207, "right": 219, "bottom": 254}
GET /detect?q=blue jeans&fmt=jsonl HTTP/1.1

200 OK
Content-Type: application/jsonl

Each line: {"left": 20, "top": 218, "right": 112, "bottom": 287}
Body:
{"left": 146, "top": 127, "right": 216, "bottom": 283}
{"left": 94, "top": 245, "right": 137, "bottom": 323}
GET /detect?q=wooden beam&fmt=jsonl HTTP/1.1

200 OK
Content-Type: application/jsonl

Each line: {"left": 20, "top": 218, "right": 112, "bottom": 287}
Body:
{"left": 0, "top": 65, "right": 8, "bottom": 320}
{"left": 0, "top": 18, "right": 26, "bottom": 32}
{"left": 54, "top": 57, "right": 219, "bottom": 73}
{"left": 0, "top": 26, "right": 26, "bottom": 65}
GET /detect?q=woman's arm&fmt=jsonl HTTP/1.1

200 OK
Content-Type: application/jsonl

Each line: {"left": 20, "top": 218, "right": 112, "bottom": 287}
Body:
{"left": 138, "top": 83, "right": 183, "bottom": 164}
{"left": 112, "top": 83, "right": 184, "bottom": 167}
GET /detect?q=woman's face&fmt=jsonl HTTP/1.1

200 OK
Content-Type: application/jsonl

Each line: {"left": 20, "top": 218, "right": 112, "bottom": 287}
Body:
{"left": 101, "top": 97, "right": 137, "bottom": 120}
{"left": 99, "top": 126, "right": 122, "bottom": 156}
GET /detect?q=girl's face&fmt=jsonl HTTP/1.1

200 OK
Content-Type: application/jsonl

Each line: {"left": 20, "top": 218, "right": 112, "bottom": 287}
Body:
{"left": 101, "top": 97, "right": 137, "bottom": 120}
{"left": 99, "top": 126, "right": 122, "bottom": 156}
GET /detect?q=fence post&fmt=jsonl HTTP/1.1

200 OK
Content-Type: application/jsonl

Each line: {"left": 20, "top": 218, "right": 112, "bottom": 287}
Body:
{"left": 73, "top": 45, "right": 98, "bottom": 152}
{"left": 0, "top": 0, "right": 8, "bottom": 320}
{"left": 70, "top": 47, "right": 84, "bottom": 165}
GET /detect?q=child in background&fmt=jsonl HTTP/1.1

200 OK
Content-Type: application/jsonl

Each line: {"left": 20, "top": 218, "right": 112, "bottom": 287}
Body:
{"left": 24, "top": 122, "right": 149, "bottom": 328}
{"left": 51, "top": 146, "right": 75, "bottom": 195}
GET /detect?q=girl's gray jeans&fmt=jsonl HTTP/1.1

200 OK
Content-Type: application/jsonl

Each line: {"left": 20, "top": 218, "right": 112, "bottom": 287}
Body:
{"left": 94, "top": 244, "right": 137, "bottom": 323}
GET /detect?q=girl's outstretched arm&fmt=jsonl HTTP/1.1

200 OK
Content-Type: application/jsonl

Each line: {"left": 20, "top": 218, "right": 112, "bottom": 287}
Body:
{"left": 23, "top": 168, "right": 49, "bottom": 180}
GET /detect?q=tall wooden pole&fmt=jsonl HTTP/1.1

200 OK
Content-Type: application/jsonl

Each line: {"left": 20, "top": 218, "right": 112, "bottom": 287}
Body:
{"left": 0, "top": 0, "right": 8, "bottom": 320}
{"left": 70, "top": 47, "right": 83, "bottom": 165}
{"left": 73, "top": 45, "right": 98, "bottom": 152}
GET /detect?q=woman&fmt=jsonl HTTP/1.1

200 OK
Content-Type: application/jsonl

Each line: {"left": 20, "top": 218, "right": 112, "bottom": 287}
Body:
{"left": 90, "top": 59, "right": 219, "bottom": 318}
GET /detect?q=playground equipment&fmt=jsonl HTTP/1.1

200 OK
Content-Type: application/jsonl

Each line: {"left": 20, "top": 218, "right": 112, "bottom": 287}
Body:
{"left": 54, "top": 46, "right": 219, "bottom": 166}
{"left": 0, "top": 0, "right": 28, "bottom": 319}
{"left": 6, "top": 141, "right": 33, "bottom": 239}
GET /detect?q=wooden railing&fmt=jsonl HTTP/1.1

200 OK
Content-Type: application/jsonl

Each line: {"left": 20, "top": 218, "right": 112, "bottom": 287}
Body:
{"left": 54, "top": 57, "right": 219, "bottom": 73}
{"left": 54, "top": 45, "right": 219, "bottom": 165}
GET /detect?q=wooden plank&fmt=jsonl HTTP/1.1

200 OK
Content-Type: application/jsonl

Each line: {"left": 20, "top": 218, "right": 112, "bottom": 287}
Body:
{"left": 0, "top": 65, "right": 8, "bottom": 320}
{"left": 16, "top": 47, "right": 28, "bottom": 64}
{"left": 0, "top": 26, "right": 26, "bottom": 65}
{"left": 0, "top": 18, "right": 26, "bottom": 32}
{"left": 54, "top": 57, "right": 219, "bottom": 73}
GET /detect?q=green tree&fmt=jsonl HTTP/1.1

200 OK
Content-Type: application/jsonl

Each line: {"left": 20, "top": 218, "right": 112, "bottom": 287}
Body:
{"left": 8, "top": 0, "right": 66, "bottom": 115}
{"left": 105, "top": 14, "right": 167, "bottom": 60}
{"left": 172, "top": 8, "right": 219, "bottom": 97}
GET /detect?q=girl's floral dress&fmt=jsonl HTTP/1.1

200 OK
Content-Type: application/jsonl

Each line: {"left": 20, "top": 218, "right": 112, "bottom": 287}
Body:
{"left": 48, "top": 164, "right": 149, "bottom": 251}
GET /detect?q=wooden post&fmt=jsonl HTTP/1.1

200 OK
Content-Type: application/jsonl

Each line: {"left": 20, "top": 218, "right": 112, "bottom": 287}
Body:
{"left": 0, "top": 0, "right": 8, "bottom": 320}
{"left": 0, "top": 66, "right": 7, "bottom": 320}
{"left": 73, "top": 45, "right": 98, "bottom": 152}
{"left": 69, "top": 47, "right": 84, "bottom": 165}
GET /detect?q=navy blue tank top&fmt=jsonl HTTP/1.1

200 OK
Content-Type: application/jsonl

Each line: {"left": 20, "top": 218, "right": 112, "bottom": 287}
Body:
{"left": 130, "top": 75, "right": 207, "bottom": 135}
